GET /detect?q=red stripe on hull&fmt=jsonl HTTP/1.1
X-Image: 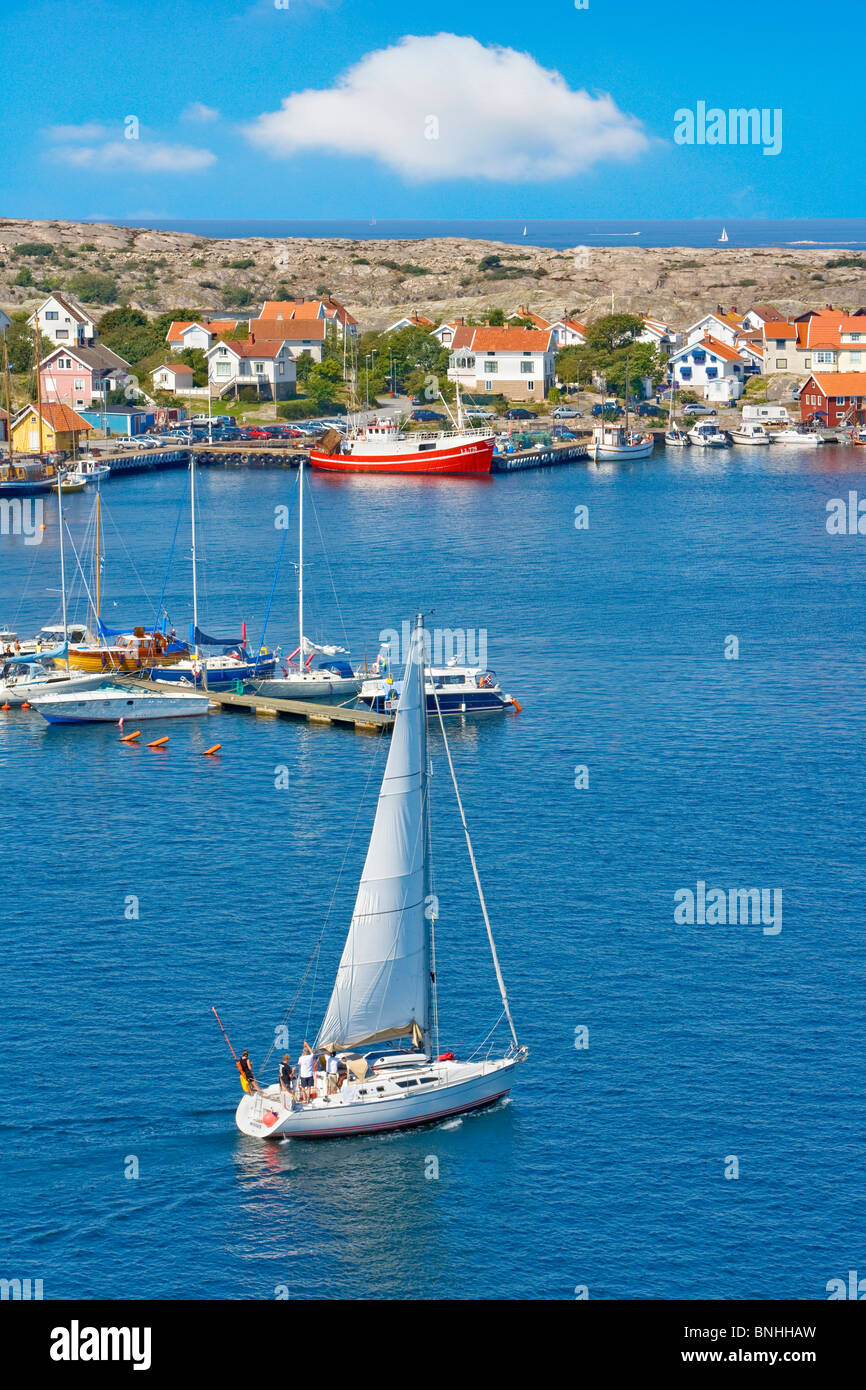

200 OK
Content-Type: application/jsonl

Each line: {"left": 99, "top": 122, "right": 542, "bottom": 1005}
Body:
{"left": 280, "top": 1087, "right": 510, "bottom": 1140}
{"left": 309, "top": 439, "right": 494, "bottom": 475}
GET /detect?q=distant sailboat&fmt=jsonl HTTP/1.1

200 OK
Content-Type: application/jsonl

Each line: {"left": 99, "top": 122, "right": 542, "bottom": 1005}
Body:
{"left": 719, "top": 227, "right": 729, "bottom": 243}
{"left": 522, "top": 225, "right": 527, "bottom": 236}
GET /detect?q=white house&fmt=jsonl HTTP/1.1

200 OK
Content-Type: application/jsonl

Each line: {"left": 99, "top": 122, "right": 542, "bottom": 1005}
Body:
{"left": 251, "top": 318, "right": 328, "bottom": 363}
{"left": 549, "top": 316, "right": 587, "bottom": 347}
{"left": 165, "top": 319, "right": 239, "bottom": 352}
{"left": 448, "top": 326, "right": 556, "bottom": 401}
{"left": 384, "top": 313, "right": 435, "bottom": 333}
{"left": 253, "top": 298, "right": 357, "bottom": 340}
{"left": 685, "top": 311, "right": 744, "bottom": 349}
{"left": 638, "top": 316, "right": 680, "bottom": 355}
{"left": 432, "top": 320, "right": 464, "bottom": 348}
{"left": 28, "top": 293, "right": 96, "bottom": 347}
{"left": 668, "top": 334, "right": 746, "bottom": 401}
{"left": 742, "top": 304, "right": 784, "bottom": 333}
{"left": 152, "top": 363, "right": 195, "bottom": 392}
{"left": 205, "top": 338, "right": 296, "bottom": 400}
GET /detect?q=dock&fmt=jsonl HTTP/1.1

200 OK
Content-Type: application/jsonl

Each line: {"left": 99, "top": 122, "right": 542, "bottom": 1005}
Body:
{"left": 206, "top": 688, "right": 393, "bottom": 732}
{"left": 492, "top": 439, "right": 589, "bottom": 471}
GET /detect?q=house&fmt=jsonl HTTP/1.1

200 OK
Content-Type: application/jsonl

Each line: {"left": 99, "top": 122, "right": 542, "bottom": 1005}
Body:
{"left": 384, "top": 313, "right": 435, "bottom": 333}
{"left": 432, "top": 319, "right": 464, "bottom": 347}
{"left": 760, "top": 307, "right": 866, "bottom": 376}
{"left": 685, "top": 309, "right": 744, "bottom": 349}
{"left": 668, "top": 334, "right": 747, "bottom": 401}
{"left": 77, "top": 406, "right": 154, "bottom": 436}
{"left": 253, "top": 297, "right": 357, "bottom": 339}
{"left": 0, "top": 307, "right": 10, "bottom": 334}
{"left": 638, "top": 316, "right": 679, "bottom": 355}
{"left": 165, "top": 320, "right": 239, "bottom": 352}
{"left": 11, "top": 402, "right": 92, "bottom": 455}
{"left": 447, "top": 325, "right": 556, "bottom": 400}
{"left": 27, "top": 293, "right": 96, "bottom": 347}
{"left": 251, "top": 318, "right": 328, "bottom": 363}
{"left": 152, "top": 363, "right": 195, "bottom": 392}
{"left": 742, "top": 304, "right": 784, "bottom": 332}
{"left": 205, "top": 338, "right": 296, "bottom": 400}
{"left": 799, "top": 373, "right": 866, "bottom": 426}
{"left": 549, "top": 315, "right": 587, "bottom": 347}
{"left": 39, "top": 343, "right": 131, "bottom": 409}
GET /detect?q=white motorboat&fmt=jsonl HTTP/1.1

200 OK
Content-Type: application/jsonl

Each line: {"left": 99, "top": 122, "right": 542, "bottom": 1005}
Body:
{"left": 31, "top": 683, "right": 210, "bottom": 723}
{"left": 730, "top": 421, "right": 770, "bottom": 445}
{"left": 71, "top": 457, "right": 111, "bottom": 483}
{"left": 688, "top": 420, "right": 729, "bottom": 447}
{"left": 0, "top": 661, "right": 106, "bottom": 707}
{"left": 232, "top": 615, "right": 527, "bottom": 1140}
{"left": 664, "top": 383, "right": 689, "bottom": 446}
{"left": 359, "top": 661, "right": 514, "bottom": 715}
{"left": 769, "top": 426, "right": 823, "bottom": 446}
{"left": 60, "top": 471, "right": 87, "bottom": 493}
{"left": 587, "top": 421, "right": 654, "bottom": 460}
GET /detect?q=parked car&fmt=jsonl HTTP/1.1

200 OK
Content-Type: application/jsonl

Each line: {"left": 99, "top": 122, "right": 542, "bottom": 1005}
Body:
{"left": 591, "top": 403, "right": 622, "bottom": 417}
{"left": 552, "top": 406, "right": 581, "bottom": 418}
{"left": 504, "top": 407, "right": 535, "bottom": 420}
{"left": 411, "top": 409, "right": 447, "bottom": 422}
{"left": 681, "top": 402, "right": 717, "bottom": 415}
{"left": 245, "top": 426, "right": 277, "bottom": 439}
{"left": 555, "top": 428, "right": 579, "bottom": 439}
{"left": 637, "top": 403, "right": 661, "bottom": 417}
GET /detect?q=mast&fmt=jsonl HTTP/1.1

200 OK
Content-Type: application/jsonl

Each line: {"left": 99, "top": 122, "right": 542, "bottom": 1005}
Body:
{"left": 56, "top": 473, "right": 69, "bottom": 670}
{"left": 33, "top": 316, "right": 44, "bottom": 458}
{"left": 3, "top": 337, "right": 13, "bottom": 462}
{"left": 297, "top": 454, "right": 303, "bottom": 672}
{"left": 190, "top": 454, "right": 199, "bottom": 661}
{"left": 94, "top": 490, "right": 101, "bottom": 623}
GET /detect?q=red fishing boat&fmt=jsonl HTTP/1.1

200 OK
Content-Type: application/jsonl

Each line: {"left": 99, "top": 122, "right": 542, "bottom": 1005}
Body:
{"left": 310, "top": 415, "right": 494, "bottom": 475}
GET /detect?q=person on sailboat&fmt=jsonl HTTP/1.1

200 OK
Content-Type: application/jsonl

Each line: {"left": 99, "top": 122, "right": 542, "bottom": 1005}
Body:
{"left": 279, "top": 1054, "right": 294, "bottom": 1101}
{"left": 298, "top": 1043, "right": 315, "bottom": 1102}
{"left": 238, "top": 1049, "right": 260, "bottom": 1094}
{"left": 326, "top": 1052, "right": 340, "bottom": 1094}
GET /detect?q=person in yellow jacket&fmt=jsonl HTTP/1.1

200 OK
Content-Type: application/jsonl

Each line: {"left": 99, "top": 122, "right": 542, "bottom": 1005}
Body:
{"left": 238, "top": 1049, "right": 260, "bottom": 1094}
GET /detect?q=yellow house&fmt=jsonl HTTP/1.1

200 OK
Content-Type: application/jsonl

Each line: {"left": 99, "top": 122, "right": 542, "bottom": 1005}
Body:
{"left": 11, "top": 402, "right": 93, "bottom": 455}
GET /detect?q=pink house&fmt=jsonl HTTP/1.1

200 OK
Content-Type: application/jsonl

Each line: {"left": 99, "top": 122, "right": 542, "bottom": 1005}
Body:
{"left": 39, "top": 343, "right": 131, "bottom": 410}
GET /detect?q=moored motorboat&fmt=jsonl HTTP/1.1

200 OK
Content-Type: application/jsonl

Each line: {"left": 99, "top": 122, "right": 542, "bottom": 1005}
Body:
{"left": 730, "top": 421, "right": 770, "bottom": 445}
{"left": 587, "top": 421, "right": 654, "bottom": 459}
{"left": 310, "top": 414, "right": 494, "bottom": 474}
{"left": 231, "top": 615, "right": 527, "bottom": 1140}
{"left": 769, "top": 426, "right": 823, "bottom": 446}
{"left": 688, "top": 420, "right": 729, "bottom": 447}
{"left": 31, "top": 683, "right": 210, "bottom": 723}
{"left": 359, "top": 662, "right": 514, "bottom": 715}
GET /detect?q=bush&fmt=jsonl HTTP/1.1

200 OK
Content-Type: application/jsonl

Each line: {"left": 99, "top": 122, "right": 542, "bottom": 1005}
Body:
{"left": 15, "top": 242, "right": 53, "bottom": 258}
{"left": 225, "top": 258, "right": 255, "bottom": 270}
{"left": 222, "top": 284, "right": 254, "bottom": 308}
{"left": 478, "top": 254, "right": 502, "bottom": 272}
{"left": 13, "top": 268, "right": 33, "bottom": 286}
{"left": 66, "top": 272, "right": 118, "bottom": 303}
{"left": 277, "top": 398, "right": 345, "bottom": 420}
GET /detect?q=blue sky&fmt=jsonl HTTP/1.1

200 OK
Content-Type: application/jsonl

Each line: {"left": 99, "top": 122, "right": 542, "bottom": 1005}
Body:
{"left": 2, "top": 0, "right": 862, "bottom": 223}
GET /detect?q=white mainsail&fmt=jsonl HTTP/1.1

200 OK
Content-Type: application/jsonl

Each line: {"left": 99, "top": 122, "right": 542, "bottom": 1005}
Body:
{"left": 316, "top": 621, "right": 429, "bottom": 1052}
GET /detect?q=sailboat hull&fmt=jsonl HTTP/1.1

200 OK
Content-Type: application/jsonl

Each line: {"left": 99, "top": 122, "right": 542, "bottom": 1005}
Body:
{"left": 235, "top": 1057, "right": 518, "bottom": 1140}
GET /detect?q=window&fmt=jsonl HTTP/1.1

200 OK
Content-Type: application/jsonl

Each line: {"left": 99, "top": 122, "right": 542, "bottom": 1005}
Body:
{"left": 74, "top": 379, "right": 84, "bottom": 390}
{"left": 214, "top": 363, "right": 230, "bottom": 378}
{"left": 484, "top": 361, "right": 498, "bottom": 374}
{"left": 849, "top": 352, "right": 862, "bottom": 364}
{"left": 485, "top": 380, "right": 493, "bottom": 391}
{"left": 255, "top": 362, "right": 265, "bottom": 373}
{"left": 520, "top": 360, "right": 534, "bottom": 373}
{"left": 850, "top": 333, "right": 862, "bottom": 342}
{"left": 775, "top": 339, "right": 786, "bottom": 348}
{"left": 804, "top": 357, "right": 811, "bottom": 369}
{"left": 680, "top": 367, "right": 692, "bottom": 380}
{"left": 816, "top": 351, "right": 835, "bottom": 364}
{"left": 45, "top": 311, "right": 58, "bottom": 321}
{"left": 836, "top": 397, "right": 846, "bottom": 405}
{"left": 775, "top": 358, "right": 787, "bottom": 369}
{"left": 395, "top": 1079, "right": 419, "bottom": 1088}
{"left": 692, "top": 350, "right": 706, "bottom": 364}
{"left": 527, "top": 380, "right": 535, "bottom": 391}
{"left": 56, "top": 330, "right": 68, "bottom": 339}
{"left": 706, "top": 368, "right": 718, "bottom": 379}
{"left": 278, "top": 362, "right": 284, "bottom": 375}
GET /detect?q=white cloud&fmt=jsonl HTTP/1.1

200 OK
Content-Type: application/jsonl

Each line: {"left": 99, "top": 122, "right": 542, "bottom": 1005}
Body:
{"left": 46, "top": 123, "right": 115, "bottom": 142}
{"left": 50, "top": 140, "right": 216, "bottom": 173}
{"left": 243, "top": 33, "right": 649, "bottom": 181}
{"left": 182, "top": 102, "right": 220, "bottom": 123}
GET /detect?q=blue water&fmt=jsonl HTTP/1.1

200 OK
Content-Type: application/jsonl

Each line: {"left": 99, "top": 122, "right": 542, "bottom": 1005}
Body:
{"left": 109, "top": 217, "right": 866, "bottom": 251}
{"left": 1, "top": 448, "right": 864, "bottom": 1301}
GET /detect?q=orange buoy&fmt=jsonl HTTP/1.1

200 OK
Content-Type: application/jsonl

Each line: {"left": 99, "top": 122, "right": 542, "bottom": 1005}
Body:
{"left": 146, "top": 735, "right": 170, "bottom": 749}
{"left": 511, "top": 700, "right": 523, "bottom": 713}
{"left": 1, "top": 703, "right": 11, "bottom": 712}
{"left": 203, "top": 744, "right": 222, "bottom": 756}
{"left": 119, "top": 730, "right": 142, "bottom": 743}
{"left": 21, "top": 702, "right": 31, "bottom": 710}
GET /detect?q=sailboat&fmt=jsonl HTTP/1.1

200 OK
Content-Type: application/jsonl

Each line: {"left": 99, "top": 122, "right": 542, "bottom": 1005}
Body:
{"left": 664, "top": 382, "right": 688, "bottom": 447}
{"left": 718, "top": 227, "right": 729, "bottom": 243}
{"left": 233, "top": 616, "right": 527, "bottom": 1139}
{"left": 246, "top": 455, "right": 361, "bottom": 701}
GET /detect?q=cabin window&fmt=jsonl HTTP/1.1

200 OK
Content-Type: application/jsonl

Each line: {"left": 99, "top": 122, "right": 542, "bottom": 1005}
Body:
{"left": 395, "top": 1078, "right": 419, "bottom": 1088}
{"left": 359, "top": 1088, "right": 367, "bottom": 1095}
{"left": 418, "top": 443, "right": 435, "bottom": 451}
{"left": 376, "top": 1086, "right": 385, "bottom": 1093}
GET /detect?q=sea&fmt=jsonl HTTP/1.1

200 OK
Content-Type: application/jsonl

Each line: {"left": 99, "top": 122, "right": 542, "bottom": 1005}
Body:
{"left": 108, "top": 218, "right": 866, "bottom": 251}
{"left": 1, "top": 442, "right": 864, "bottom": 1301}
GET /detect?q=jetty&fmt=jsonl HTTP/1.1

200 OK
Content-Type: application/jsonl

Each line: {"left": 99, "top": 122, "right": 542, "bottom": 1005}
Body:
{"left": 492, "top": 438, "right": 589, "bottom": 471}
{"left": 206, "top": 688, "right": 393, "bottom": 732}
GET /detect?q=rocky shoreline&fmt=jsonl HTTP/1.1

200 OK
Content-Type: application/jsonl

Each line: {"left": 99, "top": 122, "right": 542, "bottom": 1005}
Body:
{"left": 2, "top": 219, "right": 866, "bottom": 332}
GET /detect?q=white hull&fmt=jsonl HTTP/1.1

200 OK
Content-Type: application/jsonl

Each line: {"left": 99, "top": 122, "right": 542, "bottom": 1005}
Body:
{"left": 236, "top": 1057, "right": 517, "bottom": 1140}
{"left": 769, "top": 431, "right": 823, "bottom": 446}
{"left": 32, "top": 685, "right": 210, "bottom": 723}
{"left": 588, "top": 440, "right": 654, "bottom": 459}
{"left": 248, "top": 673, "right": 361, "bottom": 701}
{"left": 0, "top": 671, "right": 106, "bottom": 707}
{"left": 730, "top": 430, "right": 769, "bottom": 445}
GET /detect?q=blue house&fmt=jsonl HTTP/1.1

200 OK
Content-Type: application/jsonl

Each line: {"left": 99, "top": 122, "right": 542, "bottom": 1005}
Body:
{"left": 78, "top": 406, "right": 155, "bottom": 436}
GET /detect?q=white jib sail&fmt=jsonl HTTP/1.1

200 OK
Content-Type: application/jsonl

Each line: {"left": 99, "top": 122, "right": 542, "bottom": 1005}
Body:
{"left": 316, "top": 622, "right": 429, "bottom": 1052}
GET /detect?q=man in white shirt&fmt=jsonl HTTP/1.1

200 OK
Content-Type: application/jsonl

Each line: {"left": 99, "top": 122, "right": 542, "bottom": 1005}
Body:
{"left": 326, "top": 1052, "right": 340, "bottom": 1095}
{"left": 298, "top": 1044, "right": 315, "bottom": 1103}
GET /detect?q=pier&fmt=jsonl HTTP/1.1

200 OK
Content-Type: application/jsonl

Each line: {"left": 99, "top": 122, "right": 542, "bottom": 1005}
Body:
{"left": 206, "top": 688, "right": 393, "bottom": 732}
{"left": 492, "top": 439, "right": 589, "bottom": 471}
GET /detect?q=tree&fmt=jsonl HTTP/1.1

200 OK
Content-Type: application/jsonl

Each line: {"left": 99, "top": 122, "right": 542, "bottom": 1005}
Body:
{"left": 585, "top": 313, "right": 646, "bottom": 354}
{"left": 486, "top": 307, "right": 506, "bottom": 326}
{"left": 66, "top": 272, "right": 119, "bottom": 304}
{"left": 4, "top": 313, "right": 51, "bottom": 373}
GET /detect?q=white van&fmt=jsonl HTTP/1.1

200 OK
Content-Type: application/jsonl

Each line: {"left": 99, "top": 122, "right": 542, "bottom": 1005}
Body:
{"left": 741, "top": 404, "right": 789, "bottom": 424}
